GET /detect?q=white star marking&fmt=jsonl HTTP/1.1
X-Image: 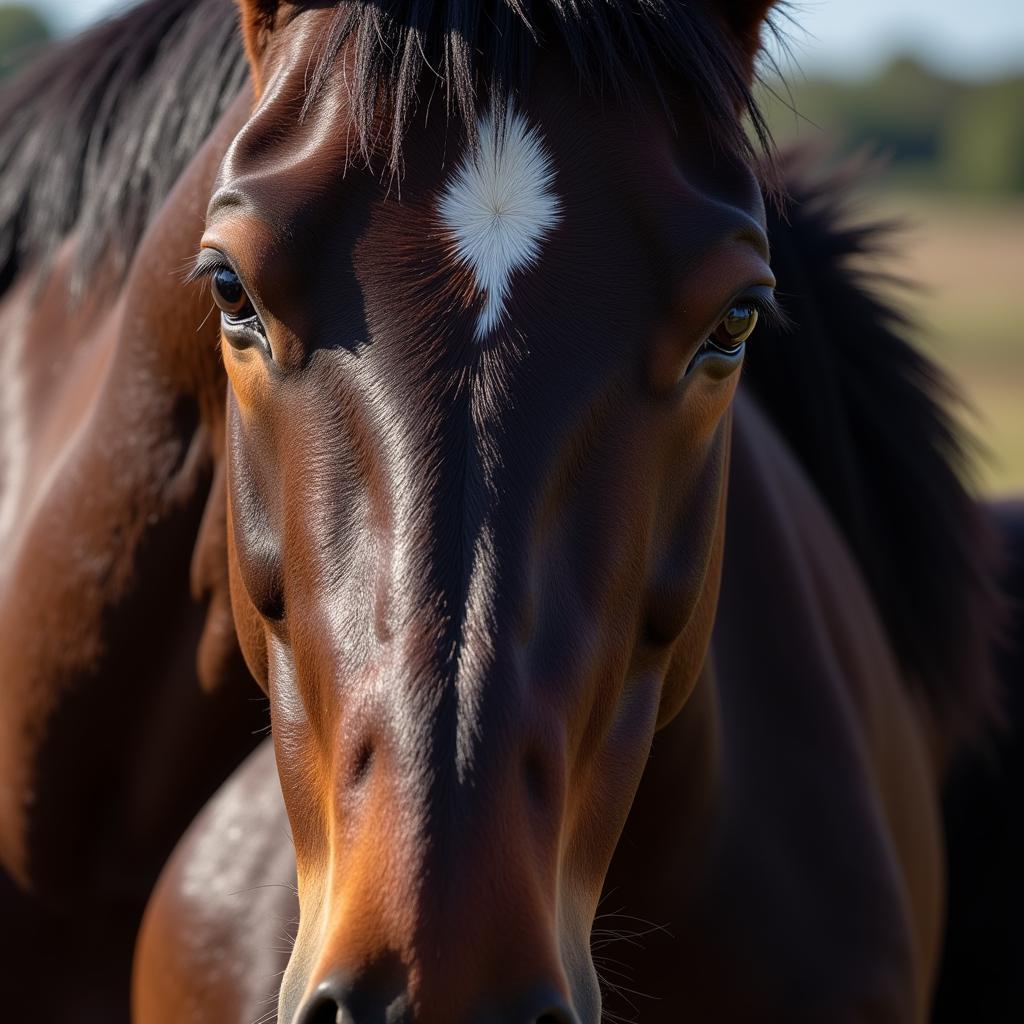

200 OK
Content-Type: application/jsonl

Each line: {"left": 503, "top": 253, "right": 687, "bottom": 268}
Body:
{"left": 438, "top": 103, "right": 561, "bottom": 339}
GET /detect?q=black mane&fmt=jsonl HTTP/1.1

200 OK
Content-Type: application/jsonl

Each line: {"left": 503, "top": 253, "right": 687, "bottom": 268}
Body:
{"left": 0, "top": 0, "right": 246, "bottom": 298}
{"left": 746, "top": 159, "right": 1003, "bottom": 743}
{"left": 300, "top": 0, "right": 773, "bottom": 172}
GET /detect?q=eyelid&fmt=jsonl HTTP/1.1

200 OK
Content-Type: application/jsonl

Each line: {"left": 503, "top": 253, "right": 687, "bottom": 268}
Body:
{"left": 186, "top": 248, "right": 270, "bottom": 357}
{"left": 711, "top": 286, "right": 786, "bottom": 336}
{"left": 187, "top": 251, "right": 227, "bottom": 288}
{"left": 186, "top": 248, "right": 261, "bottom": 322}
{"left": 183, "top": 246, "right": 238, "bottom": 286}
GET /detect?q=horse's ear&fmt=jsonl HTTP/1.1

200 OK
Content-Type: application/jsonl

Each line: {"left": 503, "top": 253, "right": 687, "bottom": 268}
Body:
{"left": 234, "top": 0, "right": 279, "bottom": 77}
{"left": 710, "top": 0, "right": 779, "bottom": 75}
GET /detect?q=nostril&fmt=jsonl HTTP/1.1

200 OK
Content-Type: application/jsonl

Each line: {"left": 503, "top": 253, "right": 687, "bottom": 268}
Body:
{"left": 298, "top": 999, "right": 341, "bottom": 1024}
{"left": 295, "top": 960, "right": 406, "bottom": 1023}
{"left": 309, "top": 1005, "right": 341, "bottom": 1024}
{"left": 523, "top": 746, "right": 548, "bottom": 805}
{"left": 293, "top": 986, "right": 345, "bottom": 1024}
{"left": 350, "top": 736, "right": 375, "bottom": 786}
{"left": 528, "top": 993, "right": 578, "bottom": 1024}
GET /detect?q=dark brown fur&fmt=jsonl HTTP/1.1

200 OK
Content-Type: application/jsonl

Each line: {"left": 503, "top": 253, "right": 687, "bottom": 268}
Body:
{"left": 0, "top": 1, "right": 1007, "bottom": 1021}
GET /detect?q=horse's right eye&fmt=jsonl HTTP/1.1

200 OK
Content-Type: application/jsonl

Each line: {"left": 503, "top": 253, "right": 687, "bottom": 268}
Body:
{"left": 211, "top": 266, "right": 256, "bottom": 321}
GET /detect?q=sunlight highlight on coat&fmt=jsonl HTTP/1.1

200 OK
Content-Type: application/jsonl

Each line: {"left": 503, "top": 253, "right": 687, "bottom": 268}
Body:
{"left": 438, "top": 104, "right": 561, "bottom": 339}
{"left": 0, "top": 304, "right": 29, "bottom": 552}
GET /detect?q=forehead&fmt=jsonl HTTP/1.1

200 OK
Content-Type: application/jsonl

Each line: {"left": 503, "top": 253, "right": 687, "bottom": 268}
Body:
{"left": 208, "top": 21, "right": 767, "bottom": 354}
{"left": 437, "top": 103, "right": 562, "bottom": 340}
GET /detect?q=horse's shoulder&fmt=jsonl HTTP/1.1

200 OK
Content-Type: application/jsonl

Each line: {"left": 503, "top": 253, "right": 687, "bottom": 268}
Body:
{"left": 133, "top": 740, "right": 296, "bottom": 1024}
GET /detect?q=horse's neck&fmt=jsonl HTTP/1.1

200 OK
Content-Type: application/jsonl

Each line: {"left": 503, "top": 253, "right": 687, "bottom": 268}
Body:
{"left": 0, "top": 88, "right": 257, "bottom": 898}
{"left": 601, "top": 389, "right": 944, "bottom": 1022}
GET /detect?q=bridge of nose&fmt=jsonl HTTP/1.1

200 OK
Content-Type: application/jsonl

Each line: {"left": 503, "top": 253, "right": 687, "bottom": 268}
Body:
{"left": 285, "top": 751, "right": 573, "bottom": 1023}
{"left": 275, "top": 588, "right": 580, "bottom": 1003}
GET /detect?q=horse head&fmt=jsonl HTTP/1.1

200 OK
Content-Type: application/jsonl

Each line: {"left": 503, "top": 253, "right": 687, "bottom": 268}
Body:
{"left": 206, "top": 2, "right": 778, "bottom": 1020}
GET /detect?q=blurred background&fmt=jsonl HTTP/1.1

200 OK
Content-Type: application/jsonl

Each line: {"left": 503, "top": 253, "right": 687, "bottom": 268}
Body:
{"left": 1, "top": 0, "right": 1022, "bottom": 492}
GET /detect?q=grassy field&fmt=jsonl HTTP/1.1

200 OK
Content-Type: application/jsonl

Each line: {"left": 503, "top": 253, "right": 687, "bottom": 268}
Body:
{"left": 859, "top": 191, "right": 1024, "bottom": 495}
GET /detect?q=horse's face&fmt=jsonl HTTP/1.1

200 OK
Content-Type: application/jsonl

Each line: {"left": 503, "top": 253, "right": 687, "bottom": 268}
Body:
{"left": 206, "top": 8, "right": 773, "bottom": 1021}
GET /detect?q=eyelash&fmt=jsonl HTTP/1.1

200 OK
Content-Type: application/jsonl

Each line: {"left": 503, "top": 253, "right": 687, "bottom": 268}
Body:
{"left": 187, "top": 250, "right": 266, "bottom": 327}
{"left": 717, "top": 289, "right": 786, "bottom": 336}
{"left": 184, "top": 248, "right": 236, "bottom": 287}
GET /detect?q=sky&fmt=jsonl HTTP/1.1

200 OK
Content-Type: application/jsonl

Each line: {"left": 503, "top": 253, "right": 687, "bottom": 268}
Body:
{"left": 28, "top": 0, "right": 1024, "bottom": 80}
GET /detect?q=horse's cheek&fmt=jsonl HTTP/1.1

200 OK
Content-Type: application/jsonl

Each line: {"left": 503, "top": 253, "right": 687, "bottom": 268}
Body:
{"left": 655, "top": 537, "right": 725, "bottom": 731}
{"left": 649, "top": 424, "right": 732, "bottom": 728}
{"left": 226, "top": 497, "right": 271, "bottom": 694}
{"left": 192, "top": 460, "right": 252, "bottom": 695}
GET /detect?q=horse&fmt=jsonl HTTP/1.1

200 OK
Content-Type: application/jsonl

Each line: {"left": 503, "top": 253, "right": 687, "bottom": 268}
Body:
{"left": 0, "top": 1, "right": 1014, "bottom": 1021}
{"left": 0, "top": 4, "right": 267, "bottom": 1018}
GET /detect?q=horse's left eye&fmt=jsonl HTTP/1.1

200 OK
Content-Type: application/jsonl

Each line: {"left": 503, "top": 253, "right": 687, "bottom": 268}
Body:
{"left": 211, "top": 266, "right": 256, "bottom": 322}
{"left": 709, "top": 304, "right": 758, "bottom": 352}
